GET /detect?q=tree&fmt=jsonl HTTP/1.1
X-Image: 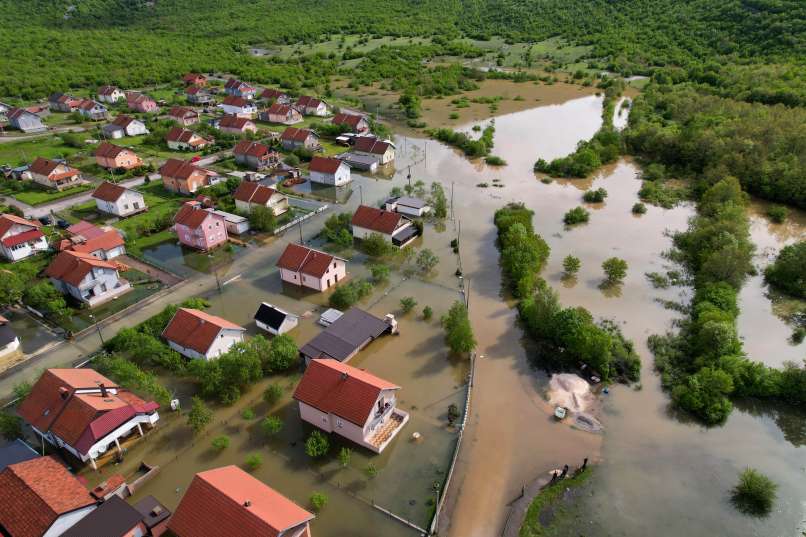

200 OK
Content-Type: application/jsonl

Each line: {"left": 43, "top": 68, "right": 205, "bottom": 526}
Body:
{"left": 562, "top": 255, "right": 581, "bottom": 276}
{"left": 241, "top": 408, "right": 255, "bottom": 420}
{"left": 422, "top": 305, "right": 433, "bottom": 320}
{"left": 305, "top": 430, "right": 330, "bottom": 458}
{"left": 265, "top": 334, "right": 298, "bottom": 373}
{"left": 400, "top": 296, "right": 417, "bottom": 313}
{"left": 441, "top": 301, "right": 476, "bottom": 354}
{"left": 370, "top": 264, "right": 390, "bottom": 283}
{"left": 602, "top": 257, "right": 628, "bottom": 285}
{"left": 338, "top": 447, "right": 352, "bottom": 467}
{"left": 0, "top": 270, "right": 25, "bottom": 306}
{"left": 416, "top": 249, "right": 439, "bottom": 274}
{"left": 283, "top": 153, "right": 301, "bottom": 167}
{"left": 362, "top": 233, "right": 392, "bottom": 257}
{"left": 563, "top": 207, "right": 590, "bottom": 225}
{"left": 430, "top": 182, "right": 448, "bottom": 219}
{"left": 187, "top": 396, "right": 213, "bottom": 434}
{"left": 764, "top": 241, "right": 806, "bottom": 298}
{"left": 261, "top": 415, "right": 283, "bottom": 436}
{"left": 582, "top": 188, "right": 608, "bottom": 203}
{"left": 263, "top": 384, "right": 284, "bottom": 406}
{"left": 249, "top": 206, "right": 276, "bottom": 233}
{"left": 245, "top": 453, "right": 263, "bottom": 471}
{"left": 211, "top": 435, "right": 230, "bottom": 451}
{"left": 310, "top": 491, "right": 328, "bottom": 512}
{"left": 0, "top": 412, "right": 22, "bottom": 440}
{"left": 731, "top": 468, "right": 777, "bottom": 516}
{"left": 24, "top": 282, "right": 71, "bottom": 322}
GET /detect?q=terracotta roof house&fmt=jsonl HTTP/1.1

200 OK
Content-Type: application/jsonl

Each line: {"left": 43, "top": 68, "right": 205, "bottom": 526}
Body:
{"left": 77, "top": 99, "right": 109, "bottom": 121}
{"left": 168, "top": 106, "right": 200, "bottom": 126}
{"left": 351, "top": 205, "right": 418, "bottom": 247}
{"left": 167, "top": 465, "right": 314, "bottom": 537}
{"left": 173, "top": 200, "right": 229, "bottom": 251}
{"left": 185, "top": 85, "right": 213, "bottom": 105}
{"left": 309, "top": 156, "right": 351, "bottom": 186}
{"left": 165, "top": 126, "right": 212, "bottom": 151}
{"left": 233, "top": 140, "right": 279, "bottom": 171}
{"left": 97, "top": 85, "right": 125, "bottom": 103}
{"left": 44, "top": 250, "right": 132, "bottom": 306}
{"left": 17, "top": 369, "right": 159, "bottom": 468}
{"left": 259, "top": 88, "right": 291, "bottom": 104}
{"left": 294, "top": 358, "right": 409, "bottom": 453}
{"left": 331, "top": 112, "right": 369, "bottom": 134}
{"left": 125, "top": 92, "right": 158, "bottom": 113}
{"left": 259, "top": 103, "right": 302, "bottom": 125}
{"left": 353, "top": 136, "right": 395, "bottom": 165}
{"left": 295, "top": 95, "right": 329, "bottom": 117}
{"left": 219, "top": 96, "right": 258, "bottom": 118}
{"left": 223, "top": 78, "right": 257, "bottom": 100}
{"left": 91, "top": 181, "right": 146, "bottom": 217}
{"left": 182, "top": 73, "right": 208, "bottom": 86}
{"left": 159, "top": 158, "right": 220, "bottom": 195}
{"left": 7, "top": 107, "right": 47, "bottom": 133}
{"left": 233, "top": 182, "right": 289, "bottom": 216}
{"left": 216, "top": 114, "right": 257, "bottom": 134}
{"left": 61, "top": 495, "right": 154, "bottom": 537}
{"left": 94, "top": 141, "right": 143, "bottom": 170}
{"left": 279, "top": 127, "right": 319, "bottom": 151}
{"left": 0, "top": 314, "right": 21, "bottom": 358}
{"left": 0, "top": 456, "right": 97, "bottom": 537}
{"left": 276, "top": 243, "right": 346, "bottom": 292}
{"left": 62, "top": 229, "right": 126, "bottom": 261}
{"left": 48, "top": 92, "right": 82, "bottom": 113}
{"left": 0, "top": 214, "right": 47, "bottom": 262}
{"left": 28, "top": 157, "right": 82, "bottom": 191}
{"left": 162, "top": 308, "right": 245, "bottom": 360}
{"left": 66, "top": 220, "right": 106, "bottom": 240}
{"left": 102, "top": 115, "right": 149, "bottom": 139}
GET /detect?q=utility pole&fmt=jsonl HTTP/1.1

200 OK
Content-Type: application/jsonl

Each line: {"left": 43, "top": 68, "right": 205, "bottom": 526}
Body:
{"left": 298, "top": 217, "right": 303, "bottom": 244}
{"left": 466, "top": 278, "right": 471, "bottom": 310}
{"left": 450, "top": 181, "right": 455, "bottom": 220}
{"left": 359, "top": 184, "right": 363, "bottom": 205}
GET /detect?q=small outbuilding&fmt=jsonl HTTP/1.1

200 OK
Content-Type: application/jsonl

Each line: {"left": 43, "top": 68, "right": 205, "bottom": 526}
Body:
{"left": 299, "top": 307, "right": 397, "bottom": 363}
{"left": 253, "top": 302, "right": 299, "bottom": 335}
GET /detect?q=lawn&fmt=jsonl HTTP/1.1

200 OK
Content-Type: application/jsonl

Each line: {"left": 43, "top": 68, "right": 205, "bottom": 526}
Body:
{"left": 126, "top": 229, "right": 174, "bottom": 258}
{"left": 0, "top": 181, "right": 94, "bottom": 206}
{"left": 119, "top": 135, "right": 203, "bottom": 162}
{"left": 0, "top": 135, "right": 86, "bottom": 166}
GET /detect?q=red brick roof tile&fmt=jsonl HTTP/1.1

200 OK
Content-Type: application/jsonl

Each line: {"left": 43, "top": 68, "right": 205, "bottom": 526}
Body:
{"left": 275, "top": 243, "right": 337, "bottom": 278}
{"left": 91, "top": 180, "right": 126, "bottom": 202}
{"left": 44, "top": 250, "right": 118, "bottom": 287}
{"left": 69, "top": 229, "right": 125, "bottom": 255}
{"left": 0, "top": 214, "right": 41, "bottom": 237}
{"left": 351, "top": 205, "right": 403, "bottom": 235}
{"left": 309, "top": 156, "right": 344, "bottom": 175}
{"left": 161, "top": 308, "right": 243, "bottom": 355}
{"left": 280, "top": 127, "right": 314, "bottom": 142}
{"left": 233, "top": 182, "right": 279, "bottom": 205}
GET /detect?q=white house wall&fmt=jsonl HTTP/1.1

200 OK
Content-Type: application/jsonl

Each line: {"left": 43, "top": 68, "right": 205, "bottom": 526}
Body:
{"left": 43, "top": 505, "right": 97, "bottom": 537}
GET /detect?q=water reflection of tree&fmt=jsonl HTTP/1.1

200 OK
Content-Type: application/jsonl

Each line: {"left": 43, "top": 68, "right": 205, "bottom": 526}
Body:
{"left": 733, "top": 398, "right": 806, "bottom": 447}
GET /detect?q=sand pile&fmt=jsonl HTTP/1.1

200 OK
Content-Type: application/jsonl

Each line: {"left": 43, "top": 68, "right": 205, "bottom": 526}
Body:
{"left": 547, "top": 373, "right": 594, "bottom": 413}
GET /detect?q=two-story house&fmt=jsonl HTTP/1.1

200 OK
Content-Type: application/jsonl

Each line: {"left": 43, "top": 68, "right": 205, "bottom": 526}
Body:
{"left": 62, "top": 228, "right": 126, "bottom": 260}
{"left": 45, "top": 250, "right": 131, "bottom": 306}
{"left": 6, "top": 107, "right": 47, "bottom": 133}
{"left": 354, "top": 136, "right": 395, "bottom": 165}
{"left": 29, "top": 157, "right": 82, "bottom": 190}
{"left": 232, "top": 140, "right": 278, "bottom": 170}
{"left": 102, "top": 115, "right": 149, "bottom": 139}
{"left": 182, "top": 73, "right": 208, "bottom": 86}
{"left": 280, "top": 127, "right": 319, "bottom": 151}
{"left": 48, "top": 92, "right": 82, "bottom": 113}
{"left": 351, "top": 205, "right": 418, "bottom": 248}
{"left": 94, "top": 142, "right": 143, "bottom": 170}
{"left": 259, "top": 88, "right": 291, "bottom": 104}
{"left": 162, "top": 308, "right": 245, "bottom": 360}
{"left": 173, "top": 200, "right": 228, "bottom": 250}
{"left": 218, "top": 96, "right": 257, "bottom": 118}
{"left": 0, "top": 214, "right": 47, "bottom": 262}
{"left": 276, "top": 243, "right": 347, "bottom": 292}
{"left": 309, "top": 156, "right": 351, "bottom": 186}
{"left": 331, "top": 112, "right": 370, "bottom": 133}
{"left": 125, "top": 92, "right": 158, "bottom": 113}
{"left": 97, "top": 85, "right": 125, "bottom": 103}
{"left": 77, "top": 99, "right": 109, "bottom": 121}
{"left": 216, "top": 115, "right": 257, "bottom": 134}
{"left": 91, "top": 181, "right": 147, "bottom": 217}
{"left": 233, "top": 182, "right": 289, "bottom": 216}
{"left": 185, "top": 85, "right": 213, "bottom": 105}
{"left": 160, "top": 158, "right": 219, "bottom": 194}
{"left": 295, "top": 96, "right": 329, "bottom": 117}
{"left": 168, "top": 106, "right": 199, "bottom": 126}
{"left": 259, "top": 103, "right": 303, "bottom": 124}
{"left": 165, "top": 126, "right": 212, "bottom": 151}
{"left": 223, "top": 78, "right": 256, "bottom": 100}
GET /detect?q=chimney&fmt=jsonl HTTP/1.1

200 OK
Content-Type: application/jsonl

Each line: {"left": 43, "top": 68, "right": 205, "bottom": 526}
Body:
{"left": 99, "top": 383, "right": 108, "bottom": 397}
{"left": 340, "top": 372, "right": 348, "bottom": 381}
{"left": 243, "top": 500, "right": 251, "bottom": 507}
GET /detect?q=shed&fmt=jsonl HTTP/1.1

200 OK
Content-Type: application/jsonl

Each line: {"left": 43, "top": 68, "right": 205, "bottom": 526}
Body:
{"left": 318, "top": 308, "right": 343, "bottom": 327}
{"left": 206, "top": 209, "right": 250, "bottom": 235}
{"left": 300, "top": 308, "right": 396, "bottom": 363}
{"left": 253, "top": 302, "right": 299, "bottom": 335}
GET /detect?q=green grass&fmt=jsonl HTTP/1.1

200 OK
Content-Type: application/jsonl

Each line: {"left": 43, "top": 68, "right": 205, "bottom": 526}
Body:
{"left": 0, "top": 181, "right": 94, "bottom": 206}
{"left": 520, "top": 468, "right": 592, "bottom": 537}
{"left": 264, "top": 34, "right": 432, "bottom": 61}
{"left": 126, "top": 229, "right": 175, "bottom": 257}
{"left": 0, "top": 135, "right": 85, "bottom": 166}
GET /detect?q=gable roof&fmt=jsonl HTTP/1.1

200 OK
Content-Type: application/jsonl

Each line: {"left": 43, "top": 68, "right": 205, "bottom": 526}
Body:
{"left": 174, "top": 202, "right": 217, "bottom": 229}
{"left": 0, "top": 456, "right": 96, "bottom": 537}
{"left": 78, "top": 99, "right": 104, "bottom": 111}
{"left": 29, "top": 157, "right": 80, "bottom": 180}
{"left": 233, "top": 182, "right": 280, "bottom": 205}
{"left": 69, "top": 229, "right": 125, "bottom": 255}
{"left": 296, "top": 95, "right": 323, "bottom": 108}
{"left": 265, "top": 103, "right": 294, "bottom": 116}
{"left": 110, "top": 114, "right": 139, "bottom": 128}
{"left": 219, "top": 115, "right": 253, "bottom": 129}
{"left": 233, "top": 140, "right": 271, "bottom": 158}
{"left": 162, "top": 308, "right": 244, "bottom": 355}
{"left": 97, "top": 85, "right": 120, "bottom": 96}
{"left": 94, "top": 142, "right": 129, "bottom": 160}
{"left": 276, "top": 243, "right": 339, "bottom": 278}
{"left": 91, "top": 180, "right": 127, "bottom": 202}
{"left": 185, "top": 85, "right": 203, "bottom": 96}
{"left": 309, "top": 156, "right": 345, "bottom": 175}
{"left": 44, "top": 250, "right": 118, "bottom": 286}
{"left": 260, "top": 88, "right": 287, "bottom": 100}
{"left": 67, "top": 220, "right": 106, "bottom": 240}
{"left": 183, "top": 73, "right": 206, "bottom": 83}
{"left": 169, "top": 106, "right": 198, "bottom": 119}
{"left": 254, "top": 303, "right": 293, "bottom": 331}
{"left": 280, "top": 126, "right": 315, "bottom": 142}
{"left": 222, "top": 95, "right": 250, "bottom": 108}
{"left": 165, "top": 126, "right": 208, "bottom": 145}
{"left": 354, "top": 136, "right": 392, "bottom": 155}
{"left": 62, "top": 495, "right": 143, "bottom": 537}
{"left": 299, "top": 308, "right": 391, "bottom": 362}
{"left": 160, "top": 158, "right": 203, "bottom": 180}
{"left": 224, "top": 78, "right": 253, "bottom": 91}
{"left": 351, "top": 205, "right": 403, "bottom": 234}
{"left": 332, "top": 112, "right": 366, "bottom": 129}
{"left": 133, "top": 496, "right": 171, "bottom": 530}
{"left": 168, "top": 465, "right": 313, "bottom": 537}
{"left": 0, "top": 213, "right": 41, "bottom": 237}
{"left": 294, "top": 358, "right": 398, "bottom": 426}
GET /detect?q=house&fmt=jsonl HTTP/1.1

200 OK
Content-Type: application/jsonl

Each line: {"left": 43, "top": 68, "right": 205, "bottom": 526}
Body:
{"left": 206, "top": 209, "right": 250, "bottom": 235}
{"left": 233, "top": 140, "right": 278, "bottom": 170}
{"left": 351, "top": 205, "right": 419, "bottom": 247}
{"left": 45, "top": 250, "right": 131, "bottom": 306}
{"left": 299, "top": 307, "right": 397, "bottom": 363}
{"left": 48, "top": 92, "right": 81, "bottom": 112}
{"left": 62, "top": 229, "right": 126, "bottom": 260}
{"left": 354, "top": 136, "right": 395, "bottom": 165}
{"left": 77, "top": 99, "right": 109, "bottom": 121}
{"left": 103, "top": 115, "right": 149, "bottom": 139}
{"left": 218, "top": 96, "right": 257, "bottom": 118}
{"left": 0, "top": 315, "right": 21, "bottom": 359}
{"left": 7, "top": 107, "right": 47, "bottom": 133}
{"left": 233, "top": 182, "right": 289, "bottom": 216}
{"left": 309, "top": 156, "right": 351, "bottom": 186}
{"left": 331, "top": 112, "right": 369, "bottom": 133}
{"left": 133, "top": 496, "right": 172, "bottom": 537}
{"left": 174, "top": 201, "right": 228, "bottom": 250}
{"left": 168, "top": 106, "right": 199, "bottom": 126}
{"left": 185, "top": 85, "right": 213, "bottom": 105}
{"left": 62, "top": 495, "right": 158, "bottom": 537}
{"left": 276, "top": 242, "right": 346, "bottom": 292}
{"left": 0, "top": 439, "right": 39, "bottom": 472}
{"left": 167, "top": 466, "right": 314, "bottom": 537}
{"left": 94, "top": 142, "right": 143, "bottom": 170}
{"left": 384, "top": 196, "right": 431, "bottom": 217}
{"left": 254, "top": 303, "right": 299, "bottom": 335}
{"left": 160, "top": 158, "right": 219, "bottom": 194}
{"left": 295, "top": 96, "right": 329, "bottom": 117}
{"left": 259, "top": 88, "right": 291, "bottom": 104}
{"left": 162, "top": 308, "right": 245, "bottom": 360}
{"left": 279, "top": 127, "right": 319, "bottom": 151}
{"left": 217, "top": 114, "right": 257, "bottom": 135}
{"left": 165, "top": 126, "right": 212, "bottom": 151}
{"left": 0, "top": 456, "right": 97, "bottom": 536}
{"left": 182, "top": 73, "right": 207, "bottom": 86}
{"left": 223, "top": 78, "right": 257, "bottom": 100}
{"left": 0, "top": 214, "right": 47, "bottom": 262}
{"left": 294, "top": 358, "right": 409, "bottom": 453}
{"left": 259, "top": 103, "right": 302, "bottom": 125}
{"left": 92, "top": 181, "right": 147, "bottom": 217}
{"left": 126, "top": 92, "right": 158, "bottom": 113}
{"left": 18, "top": 369, "right": 159, "bottom": 468}
{"left": 29, "top": 157, "right": 82, "bottom": 190}
{"left": 97, "top": 85, "right": 125, "bottom": 103}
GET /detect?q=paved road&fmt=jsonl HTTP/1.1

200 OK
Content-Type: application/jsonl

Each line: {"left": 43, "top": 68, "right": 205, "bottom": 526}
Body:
{"left": 0, "top": 126, "right": 88, "bottom": 144}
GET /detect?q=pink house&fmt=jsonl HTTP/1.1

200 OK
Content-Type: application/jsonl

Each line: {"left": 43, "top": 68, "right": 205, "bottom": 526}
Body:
{"left": 126, "top": 91, "right": 158, "bottom": 113}
{"left": 276, "top": 243, "right": 346, "bottom": 292}
{"left": 174, "top": 201, "right": 227, "bottom": 251}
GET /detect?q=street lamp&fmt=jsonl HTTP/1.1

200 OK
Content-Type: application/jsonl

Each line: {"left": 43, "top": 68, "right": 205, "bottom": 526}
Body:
{"left": 88, "top": 314, "right": 104, "bottom": 346}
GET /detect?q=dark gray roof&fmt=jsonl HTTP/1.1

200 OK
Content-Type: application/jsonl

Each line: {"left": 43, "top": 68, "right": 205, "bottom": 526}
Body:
{"left": 0, "top": 323, "right": 17, "bottom": 348}
{"left": 392, "top": 225, "right": 420, "bottom": 244}
{"left": 133, "top": 495, "right": 171, "bottom": 529}
{"left": 62, "top": 496, "right": 143, "bottom": 537}
{"left": 300, "top": 308, "right": 389, "bottom": 361}
{"left": 254, "top": 303, "right": 289, "bottom": 331}
{"left": 396, "top": 196, "right": 427, "bottom": 209}
{"left": 0, "top": 439, "right": 39, "bottom": 471}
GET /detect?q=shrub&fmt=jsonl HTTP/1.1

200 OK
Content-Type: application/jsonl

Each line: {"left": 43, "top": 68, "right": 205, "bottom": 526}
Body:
{"left": 416, "top": 249, "right": 439, "bottom": 273}
{"left": 632, "top": 202, "right": 647, "bottom": 214}
{"left": 0, "top": 412, "right": 22, "bottom": 440}
{"left": 211, "top": 435, "right": 230, "bottom": 451}
{"left": 484, "top": 155, "right": 507, "bottom": 166}
{"left": 422, "top": 305, "right": 433, "bottom": 320}
{"left": 562, "top": 255, "right": 581, "bottom": 276}
{"left": 361, "top": 233, "right": 393, "bottom": 257}
{"left": 731, "top": 468, "right": 777, "bottom": 516}
{"left": 365, "top": 463, "right": 378, "bottom": 478}
{"left": 310, "top": 491, "right": 329, "bottom": 512}
{"left": 370, "top": 264, "right": 390, "bottom": 283}
{"left": 329, "top": 280, "right": 373, "bottom": 309}
{"left": 245, "top": 453, "right": 263, "bottom": 471}
{"left": 265, "top": 334, "right": 299, "bottom": 373}
{"left": 765, "top": 205, "right": 788, "bottom": 224}
{"left": 764, "top": 242, "right": 806, "bottom": 298}
{"left": 582, "top": 188, "right": 608, "bottom": 203}
{"left": 338, "top": 447, "right": 352, "bottom": 468}
{"left": 263, "top": 384, "right": 284, "bottom": 406}
{"left": 187, "top": 396, "right": 213, "bottom": 435}
{"left": 400, "top": 297, "right": 417, "bottom": 313}
{"left": 563, "top": 207, "right": 590, "bottom": 225}
{"left": 602, "top": 257, "right": 628, "bottom": 284}
{"left": 249, "top": 206, "right": 276, "bottom": 233}
{"left": 305, "top": 430, "right": 330, "bottom": 458}
{"left": 241, "top": 408, "right": 255, "bottom": 420}
{"left": 261, "top": 415, "right": 283, "bottom": 436}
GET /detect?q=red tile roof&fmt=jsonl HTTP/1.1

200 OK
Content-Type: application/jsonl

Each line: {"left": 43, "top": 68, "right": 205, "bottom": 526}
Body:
{"left": 354, "top": 136, "right": 392, "bottom": 155}
{"left": 78, "top": 99, "right": 101, "bottom": 111}
{"left": 332, "top": 113, "right": 365, "bottom": 129}
{"left": 94, "top": 142, "right": 127, "bottom": 160}
{"left": 265, "top": 103, "right": 293, "bottom": 116}
{"left": 351, "top": 205, "right": 403, "bottom": 234}
{"left": 222, "top": 95, "right": 250, "bottom": 108}
{"left": 260, "top": 88, "right": 287, "bottom": 100}
{"left": 44, "top": 250, "right": 118, "bottom": 286}
{"left": 295, "top": 96, "right": 323, "bottom": 109}
{"left": 233, "top": 140, "right": 271, "bottom": 158}
{"left": 70, "top": 229, "right": 125, "bottom": 255}
{"left": 0, "top": 213, "right": 41, "bottom": 237}
{"left": 224, "top": 78, "right": 252, "bottom": 91}
{"left": 160, "top": 158, "right": 202, "bottom": 180}
{"left": 91, "top": 180, "right": 126, "bottom": 202}
{"left": 169, "top": 106, "right": 198, "bottom": 119}
{"left": 309, "top": 156, "right": 344, "bottom": 175}
{"left": 168, "top": 465, "right": 313, "bottom": 537}
{"left": 111, "top": 114, "right": 138, "bottom": 128}
{"left": 185, "top": 85, "right": 202, "bottom": 95}
{"left": 2, "top": 228, "right": 45, "bottom": 248}
{"left": 280, "top": 127, "right": 314, "bottom": 142}
{"left": 276, "top": 243, "right": 337, "bottom": 278}
{"left": 162, "top": 308, "right": 243, "bottom": 355}
{"left": 165, "top": 127, "right": 209, "bottom": 146}
{"left": 29, "top": 157, "right": 80, "bottom": 181}
{"left": 219, "top": 115, "right": 253, "bottom": 130}
{"left": 97, "top": 85, "right": 119, "bottom": 96}
{"left": 294, "top": 358, "right": 398, "bottom": 426}
{"left": 0, "top": 456, "right": 96, "bottom": 537}
{"left": 233, "top": 182, "right": 279, "bottom": 205}
{"left": 174, "top": 201, "right": 216, "bottom": 229}
{"left": 67, "top": 221, "right": 105, "bottom": 240}
{"left": 183, "top": 73, "right": 206, "bottom": 84}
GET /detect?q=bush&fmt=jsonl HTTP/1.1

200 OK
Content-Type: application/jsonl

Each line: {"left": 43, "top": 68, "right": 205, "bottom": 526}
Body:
{"left": 211, "top": 435, "right": 230, "bottom": 451}
{"left": 249, "top": 206, "right": 276, "bottom": 233}
{"left": 365, "top": 463, "right": 378, "bottom": 478}
{"left": 441, "top": 301, "right": 476, "bottom": 354}
{"left": 562, "top": 255, "right": 581, "bottom": 276}
{"left": 310, "top": 491, "right": 329, "bottom": 512}
{"left": 563, "top": 207, "right": 590, "bottom": 225}
{"left": 261, "top": 415, "right": 283, "bottom": 436}
{"left": 329, "top": 280, "right": 373, "bottom": 309}
{"left": 632, "top": 202, "right": 647, "bottom": 214}
{"left": 0, "top": 412, "right": 22, "bottom": 440}
{"left": 484, "top": 155, "right": 507, "bottom": 166}
{"left": 338, "top": 447, "right": 351, "bottom": 467}
{"left": 416, "top": 249, "right": 439, "bottom": 273}
{"left": 582, "top": 188, "right": 608, "bottom": 203}
{"left": 187, "top": 396, "right": 213, "bottom": 435}
{"left": 361, "top": 232, "right": 393, "bottom": 257}
{"left": 422, "top": 305, "right": 433, "bottom": 320}
{"left": 241, "top": 408, "right": 255, "bottom": 420}
{"left": 731, "top": 468, "right": 777, "bottom": 516}
{"left": 305, "top": 430, "right": 330, "bottom": 458}
{"left": 493, "top": 204, "right": 550, "bottom": 298}
{"left": 370, "top": 264, "right": 390, "bottom": 283}
{"left": 764, "top": 242, "right": 805, "bottom": 298}
{"left": 263, "top": 384, "right": 284, "bottom": 406}
{"left": 765, "top": 205, "right": 788, "bottom": 224}
{"left": 602, "top": 257, "right": 628, "bottom": 285}
{"left": 245, "top": 453, "right": 263, "bottom": 471}
{"left": 265, "top": 334, "right": 299, "bottom": 373}
{"left": 400, "top": 296, "right": 417, "bottom": 313}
